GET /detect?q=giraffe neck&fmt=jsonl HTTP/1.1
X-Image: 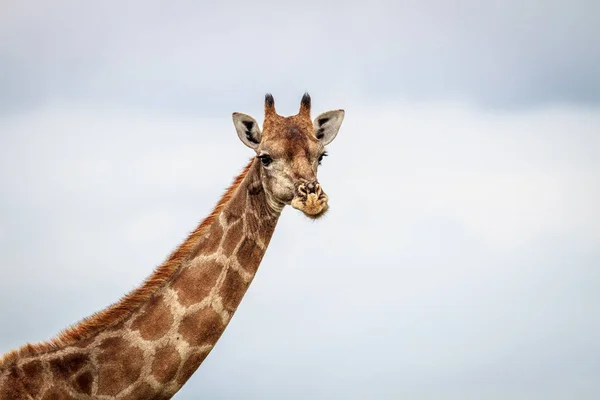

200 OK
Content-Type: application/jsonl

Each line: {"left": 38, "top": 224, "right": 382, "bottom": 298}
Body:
{"left": 122, "top": 158, "right": 281, "bottom": 396}
{"left": 117, "top": 159, "right": 280, "bottom": 397}
{"left": 0, "top": 159, "right": 282, "bottom": 399}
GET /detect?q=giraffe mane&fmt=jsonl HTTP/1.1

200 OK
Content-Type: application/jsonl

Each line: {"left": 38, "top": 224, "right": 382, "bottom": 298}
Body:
{"left": 0, "top": 159, "right": 256, "bottom": 369}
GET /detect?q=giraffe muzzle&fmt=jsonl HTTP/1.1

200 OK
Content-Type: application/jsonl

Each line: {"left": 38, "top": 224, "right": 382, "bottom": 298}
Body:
{"left": 290, "top": 181, "right": 329, "bottom": 218}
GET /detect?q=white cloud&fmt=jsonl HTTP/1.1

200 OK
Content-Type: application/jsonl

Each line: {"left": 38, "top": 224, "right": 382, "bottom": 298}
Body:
{"left": 1, "top": 0, "right": 599, "bottom": 110}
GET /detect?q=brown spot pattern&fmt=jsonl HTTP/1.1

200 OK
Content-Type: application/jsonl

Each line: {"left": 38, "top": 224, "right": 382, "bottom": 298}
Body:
{"left": 151, "top": 345, "right": 180, "bottom": 384}
{"left": 219, "top": 269, "right": 248, "bottom": 313}
{"left": 20, "top": 359, "right": 44, "bottom": 396}
{"left": 172, "top": 260, "right": 223, "bottom": 307}
{"left": 73, "top": 371, "right": 93, "bottom": 395}
{"left": 96, "top": 337, "right": 143, "bottom": 396}
{"left": 177, "top": 349, "right": 210, "bottom": 385}
{"left": 130, "top": 294, "right": 173, "bottom": 340}
{"left": 201, "top": 222, "right": 223, "bottom": 255}
{"left": 178, "top": 307, "right": 224, "bottom": 347}
{"left": 237, "top": 237, "right": 263, "bottom": 273}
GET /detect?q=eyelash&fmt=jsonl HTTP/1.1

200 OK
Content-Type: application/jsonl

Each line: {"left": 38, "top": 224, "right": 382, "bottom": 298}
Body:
{"left": 318, "top": 152, "right": 328, "bottom": 165}
{"left": 257, "top": 154, "right": 272, "bottom": 167}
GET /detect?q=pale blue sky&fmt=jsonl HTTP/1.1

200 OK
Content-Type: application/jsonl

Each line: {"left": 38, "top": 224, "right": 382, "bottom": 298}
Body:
{"left": 1, "top": 1, "right": 599, "bottom": 399}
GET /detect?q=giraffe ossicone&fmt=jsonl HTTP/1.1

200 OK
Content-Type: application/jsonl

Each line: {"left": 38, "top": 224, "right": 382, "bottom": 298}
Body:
{"left": 0, "top": 93, "right": 344, "bottom": 399}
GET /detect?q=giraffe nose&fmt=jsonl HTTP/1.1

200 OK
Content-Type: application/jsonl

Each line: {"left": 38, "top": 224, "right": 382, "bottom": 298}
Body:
{"left": 291, "top": 180, "right": 329, "bottom": 218}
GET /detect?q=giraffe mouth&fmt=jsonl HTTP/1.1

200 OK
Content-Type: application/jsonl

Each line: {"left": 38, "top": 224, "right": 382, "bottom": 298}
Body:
{"left": 290, "top": 182, "right": 329, "bottom": 219}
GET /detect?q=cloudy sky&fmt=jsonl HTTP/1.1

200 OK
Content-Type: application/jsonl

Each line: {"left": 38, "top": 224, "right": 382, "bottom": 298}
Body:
{"left": 1, "top": 0, "right": 599, "bottom": 398}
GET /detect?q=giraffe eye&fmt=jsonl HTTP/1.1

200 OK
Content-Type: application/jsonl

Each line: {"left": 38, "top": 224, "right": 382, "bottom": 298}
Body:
{"left": 258, "top": 154, "right": 272, "bottom": 167}
{"left": 318, "top": 152, "right": 328, "bottom": 165}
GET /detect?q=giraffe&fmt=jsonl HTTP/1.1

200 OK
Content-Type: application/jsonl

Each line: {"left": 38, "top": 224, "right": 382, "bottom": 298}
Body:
{"left": 0, "top": 93, "right": 344, "bottom": 399}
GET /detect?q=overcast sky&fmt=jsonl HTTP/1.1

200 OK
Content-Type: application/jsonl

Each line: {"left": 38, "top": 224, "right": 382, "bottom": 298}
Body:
{"left": 1, "top": 1, "right": 599, "bottom": 399}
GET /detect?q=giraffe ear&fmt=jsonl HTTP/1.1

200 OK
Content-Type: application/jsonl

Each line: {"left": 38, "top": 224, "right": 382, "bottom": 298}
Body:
{"left": 232, "top": 112, "right": 262, "bottom": 149}
{"left": 313, "top": 110, "right": 344, "bottom": 145}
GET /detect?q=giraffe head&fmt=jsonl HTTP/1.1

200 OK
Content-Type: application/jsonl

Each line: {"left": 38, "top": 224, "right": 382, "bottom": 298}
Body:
{"left": 232, "top": 93, "right": 344, "bottom": 218}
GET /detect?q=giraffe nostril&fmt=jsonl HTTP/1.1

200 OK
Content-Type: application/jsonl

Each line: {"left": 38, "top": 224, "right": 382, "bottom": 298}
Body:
{"left": 305, "top": 181, "right": 320, "bottom": 195}
{"left": 297, "top": 184, "right": 308, "bottom": 196}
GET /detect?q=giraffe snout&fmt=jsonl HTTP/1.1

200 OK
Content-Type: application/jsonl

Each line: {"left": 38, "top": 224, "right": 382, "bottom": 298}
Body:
{"left": 291, "top": 181, "right": 328, "bottom": 219}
